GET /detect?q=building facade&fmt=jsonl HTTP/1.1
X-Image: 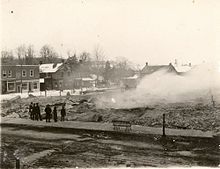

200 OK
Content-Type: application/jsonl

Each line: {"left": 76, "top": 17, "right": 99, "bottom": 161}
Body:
{"left": 39, "top": 63, "right": 64, "bottom": 91}
{"left": 39, "top": 62, "right": 99, "bottom": 91}
{"left": 1, "top": 65, "right": 40, "bottom": 94}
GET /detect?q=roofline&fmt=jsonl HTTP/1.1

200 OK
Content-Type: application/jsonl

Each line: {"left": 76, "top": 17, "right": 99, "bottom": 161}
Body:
{"left": 141, "top": 64, "right": 173, "bottom": 70}
{"left": 39, "top": 63, "right": 63, "bottom": 73}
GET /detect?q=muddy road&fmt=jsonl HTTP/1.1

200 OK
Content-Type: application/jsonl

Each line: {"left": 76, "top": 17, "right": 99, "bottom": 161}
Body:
{"left": 1, "top": 125, "right": 219, "bottom": 168}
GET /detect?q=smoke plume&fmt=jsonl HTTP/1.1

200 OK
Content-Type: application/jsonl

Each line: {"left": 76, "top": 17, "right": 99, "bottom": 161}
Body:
{"left": 95, "top": 63, "right": 220, "bottom": 109}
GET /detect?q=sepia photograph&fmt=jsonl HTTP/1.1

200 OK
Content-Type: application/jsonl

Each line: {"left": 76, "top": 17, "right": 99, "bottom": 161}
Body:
{"left": 0, "top": 0, "right": 219, "bottom": 168}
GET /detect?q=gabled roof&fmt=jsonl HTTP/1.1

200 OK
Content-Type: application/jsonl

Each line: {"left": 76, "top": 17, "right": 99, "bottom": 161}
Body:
{"left": 39, "top": 63, "right": 63, "bottom": 73}
{"left": 141, "top": 64, "right": 176, "bottom": 75}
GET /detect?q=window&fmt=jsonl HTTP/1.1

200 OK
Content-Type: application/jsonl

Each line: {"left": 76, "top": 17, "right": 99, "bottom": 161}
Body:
{"left": 54, "top": 82, "right": 58, "bottom": 88}
{"left": 22, "top": 70, "right": 26, "bottom": 77}
{"left": 45, "top": 73, "right": 51, "bottom": 78}
{"left": 30, "top": 70, "right": 34, "bottom": 77}
{"left": 8, "top": 70, "right": 12, "bottom": 77}
{"left": 7, "top": 82, "right": 15, "bottom": 91}
{"left": 68, "top": 71, "right": 70, "bottom": 76}
{"left": 61, "top": 72, "right": 64, "bottom": 77}
{"left": 22, "top": 83, "right": 28, "bottom": 90}
{"left": 33, "top": 82, "right": 38, "bottom": 89}
{"left": 3, "top": 70, "right": 6, "bottom": 77}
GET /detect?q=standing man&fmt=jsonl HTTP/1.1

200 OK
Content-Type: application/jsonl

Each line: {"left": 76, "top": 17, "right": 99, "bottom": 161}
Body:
{"left": 45, "top": 104, "right": 52, "bottom": 122}
{"left": 33, "top": 103, "right": 37, "bottom": 120}
{"left": 61, "top": 104, "right": 66, "bottom": 121}
{"left": 36, "top": 103, "right": 42, "bottom": 121}
{"left": 53, "top": 106, "right": 58, "bottom": 122}
{"left": 29, "top": 102, "right": 33, "bottom": 120}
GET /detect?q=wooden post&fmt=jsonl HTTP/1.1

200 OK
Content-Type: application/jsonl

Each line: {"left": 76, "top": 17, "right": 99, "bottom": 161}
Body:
{"left": 211, "top": 95, "right": 215, "bottom": 107}
{"left": 16, "top": 158, "right": 20, "bottom": 169}
{"left": 162, "top": 113, "right": 166, "bottom": 136}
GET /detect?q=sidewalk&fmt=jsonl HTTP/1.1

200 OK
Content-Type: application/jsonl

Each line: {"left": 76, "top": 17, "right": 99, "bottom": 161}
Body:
{"left": 0, "top": 117, "right": 214, "bottom": 138}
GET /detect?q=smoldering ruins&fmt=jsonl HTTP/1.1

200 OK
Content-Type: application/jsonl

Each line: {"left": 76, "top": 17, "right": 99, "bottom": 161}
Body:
{"left": 1, "top": 0, "right": 220, "bottom": 168}
{"left": 1, "top": 62, "right": 220, "bottom": 168}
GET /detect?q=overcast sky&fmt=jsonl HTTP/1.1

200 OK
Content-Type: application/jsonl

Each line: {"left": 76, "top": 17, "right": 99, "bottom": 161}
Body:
{"left": 1, "top": 0, "right": 220, "bottom": 66}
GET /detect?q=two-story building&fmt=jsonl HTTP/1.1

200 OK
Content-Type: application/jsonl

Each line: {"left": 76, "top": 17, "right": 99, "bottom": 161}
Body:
{"left": 39, "top": 63, "right": 64, "bottom": 91}
{"left": 39, "top": 62, "right": 97, "bottom": 91}
{"left": 1, "top": 65, "right": 40, "bottom": 94}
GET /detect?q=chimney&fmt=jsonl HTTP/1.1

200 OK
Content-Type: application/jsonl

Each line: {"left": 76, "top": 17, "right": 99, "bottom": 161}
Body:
{"left": 189, "top": 63, "right": 192, "bottom": 67}
{"left": 169, "top": 63, "right": 172, "bottom": 66}
{"left": 146, "top": 62, "right": 148, "bottom": 66}
{"left": 174, "top": 59, "right": 178, "bottom": 67}
{"left": 53, "top": 63, "right": 57, "bottom": 68}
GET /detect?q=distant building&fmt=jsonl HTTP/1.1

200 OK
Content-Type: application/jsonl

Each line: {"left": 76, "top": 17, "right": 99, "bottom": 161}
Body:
{"left": 39, "top": 63, "right": 64, "bottom": 91}
{"left": 1, "top": 65, "right": 40, "bottom": 94}
{"left": 140, "top": 62, "right": 178, "bottom": 78}
{"left": 62, "top": 66, "right": 96, "bottom": 90}
{"left": 39, "top": 62, "right": 97, "bottom": 91}
{"left": 121, "top": 75, "right": 140, "bottom": 89}
{"left": 174, "top": 63, "right": 194, "bottom": 75}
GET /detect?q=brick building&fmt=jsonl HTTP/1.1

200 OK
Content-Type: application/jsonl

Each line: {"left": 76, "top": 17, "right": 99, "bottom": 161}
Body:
{"left": 1, "top": 65, "right": 40, "bottom": 94}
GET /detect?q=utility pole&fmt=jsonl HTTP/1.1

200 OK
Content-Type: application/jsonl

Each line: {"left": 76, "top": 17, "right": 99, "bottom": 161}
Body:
{"left": 162, "top": 114, "right": 166, "bottom": 137}
{"left": 211, "top": 95, "right": 215, "bottom": 107}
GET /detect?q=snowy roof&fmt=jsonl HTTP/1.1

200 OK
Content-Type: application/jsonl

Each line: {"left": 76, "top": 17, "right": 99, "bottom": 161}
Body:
{"left": 74, "top": 77, "right": 95, "bottom": 81}
{"left": 39, "top": 63, "right": 63, "bottom": 73}
{"left": 82, "top": 77, "right": 95, "bottom": 81}
{"left": 174, "top": 65, "right": 193, "bottom": 73}
{"left": 123, "top": 74, "right": 139, "bottom": 80}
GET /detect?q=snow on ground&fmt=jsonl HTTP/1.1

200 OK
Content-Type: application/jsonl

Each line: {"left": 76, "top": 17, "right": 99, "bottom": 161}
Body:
{"left": 0, "top": 90, "right": 80, "bottom": 101}
{"left": 0, "top": 87, "right": 117, "bottom": 102}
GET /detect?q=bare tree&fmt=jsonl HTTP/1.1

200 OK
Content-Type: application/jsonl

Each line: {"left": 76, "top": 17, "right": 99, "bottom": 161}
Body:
{"left": 92, "top": 45, "right": 105, "bottom": 85}
{"left": 25, "top": 45, "right": 35, "bottom": 64}
{"left": 1, "top": 50, "right": 15, "bottom": 65}
{"left": 16, "top": 45, "right": 26, "bottom": 64}
{"left": 93, "top": 45, "right": 105, "bottom": 64}
{"left": 67, "top": 50, "right": 71, "bottom": 58}
{"left": 79, "top": 51, "right": 91, "bottom": 63}
{"left": 40, "top": 45, "right": 59, "bottom": 63}
{"left": 67, "top": 48, "right": 76, "bottom": 58}
{"left": 110, "top": 56, "right": 135, "bottom": 83}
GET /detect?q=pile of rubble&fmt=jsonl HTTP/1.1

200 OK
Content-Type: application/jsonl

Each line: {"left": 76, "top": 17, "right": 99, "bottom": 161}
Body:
{"left": 1, "top": 94, "right": 219, "bottom": 132}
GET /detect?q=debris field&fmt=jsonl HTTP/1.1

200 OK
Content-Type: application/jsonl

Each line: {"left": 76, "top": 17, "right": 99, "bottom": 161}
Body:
{"left": 1, "top": 92, "right": 219, "bottom": 132}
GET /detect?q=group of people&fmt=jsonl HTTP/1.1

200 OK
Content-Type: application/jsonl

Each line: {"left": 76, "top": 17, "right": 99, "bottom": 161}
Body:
{"left": 29, "top": 102, "right": 66, "bottom": 122}
{"left": 29, "top": 102, "right": 42, "bottom": 121}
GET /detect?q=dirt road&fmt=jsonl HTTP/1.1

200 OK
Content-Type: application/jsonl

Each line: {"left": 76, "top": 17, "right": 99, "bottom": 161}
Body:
{"left": 1, "top": 124, "right": 219, "bottom": 168}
